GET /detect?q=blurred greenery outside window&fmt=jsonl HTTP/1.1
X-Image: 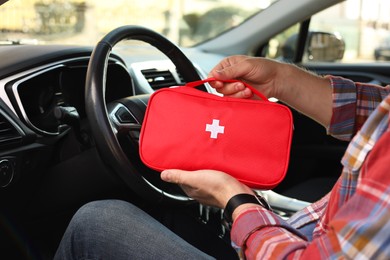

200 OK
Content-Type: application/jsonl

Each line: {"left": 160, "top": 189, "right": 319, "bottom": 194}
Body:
{"left": 0, "top": 0, "right": 278, "bottom": 46}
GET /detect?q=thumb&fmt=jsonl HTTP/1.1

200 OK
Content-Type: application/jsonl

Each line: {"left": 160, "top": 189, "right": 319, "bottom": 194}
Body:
{"left": 211, "top": 58, "right": 253, "bottom": 81}
{"left": 211, "top": 66, "right": 239, "bottom": 81}
{"left": 161, "top": 169, "right": 185, "bottom": 184}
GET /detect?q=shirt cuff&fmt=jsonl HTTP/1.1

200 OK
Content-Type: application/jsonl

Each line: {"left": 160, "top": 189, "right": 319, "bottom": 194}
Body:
{"left": 231, "top": 206, "right": 307, "bottom": 247}
{"left": 326, "top": 75, "right": 357, "bottom": 141}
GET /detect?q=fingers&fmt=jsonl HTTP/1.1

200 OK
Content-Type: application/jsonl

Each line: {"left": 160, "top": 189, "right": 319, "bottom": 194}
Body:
{"left": 209, "top": 55, "right": 249, "bottom": 80}
{"left": 161, "top": 169, "right": 239, "bottom": 189}
{"left": 161, "top": 169, "right": 255, "bottom": 208}
{"left": 208, "top": 56, "right": 257, "bottom": 99}
{"left": 225, "top": 85, "right": 253, "bottom": 99}
{"left": 161, "top": 169, "right": 188, "bottom": 185}
{"left": 161, "top": 169, "right": 220, "bottom": 189}
{"left": 212, "top": 81, "right": 244, "bottom": 93}
{"left": 210, "top": 81, "right": 253, "bottom": 99}
{"left": 160, "top": 169, "right": 177, "bottom": 183}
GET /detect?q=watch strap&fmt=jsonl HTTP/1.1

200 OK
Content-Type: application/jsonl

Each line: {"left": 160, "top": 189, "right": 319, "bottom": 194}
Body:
{"left": 223, "top": 193, "right": 270, "bottom": 228}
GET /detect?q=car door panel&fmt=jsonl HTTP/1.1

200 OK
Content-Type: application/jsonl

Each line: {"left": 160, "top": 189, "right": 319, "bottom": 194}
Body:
{"left": 306, "top": 64, "right": 390, "bottom": 86}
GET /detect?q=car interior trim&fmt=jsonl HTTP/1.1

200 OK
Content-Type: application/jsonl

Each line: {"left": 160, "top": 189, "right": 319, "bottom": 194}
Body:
{"left": 1, "top": 56, "right": 126, "bottom": 136}
{"left": 0, "top": 56, "right": 90, "bottom": 116}
{"left": 10, "top": 64, "right": 67, "bottom": 136}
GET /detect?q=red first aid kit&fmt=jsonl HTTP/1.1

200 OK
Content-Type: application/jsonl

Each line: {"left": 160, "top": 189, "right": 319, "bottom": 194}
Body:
{"left": 139, "top": 78, "right": 293, "bottom": 189}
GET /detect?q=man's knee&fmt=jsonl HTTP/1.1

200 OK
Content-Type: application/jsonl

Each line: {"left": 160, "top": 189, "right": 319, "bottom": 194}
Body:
{"left": 68, "top": 200, "right": 128, "bottom": 234}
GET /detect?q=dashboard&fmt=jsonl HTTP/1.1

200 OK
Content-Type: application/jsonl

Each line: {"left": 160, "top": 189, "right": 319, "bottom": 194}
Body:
{"left": 0, "top": 45, "right": 201, "bottom": 137}
{"left": 7, "top": 58, "right": 133, "bottom": 136}
{"left": 0, "top": 44, "right": 219, "bottom": 194}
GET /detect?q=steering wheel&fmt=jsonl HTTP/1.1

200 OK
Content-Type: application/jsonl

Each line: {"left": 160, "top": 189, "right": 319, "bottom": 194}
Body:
{"left": 85, "top": 25, "right": 204, "bottom": 205}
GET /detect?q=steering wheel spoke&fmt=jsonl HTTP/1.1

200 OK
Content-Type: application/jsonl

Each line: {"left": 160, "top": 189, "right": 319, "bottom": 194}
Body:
{"left": 109, "top": 103, "right": 142, "bottom": 137}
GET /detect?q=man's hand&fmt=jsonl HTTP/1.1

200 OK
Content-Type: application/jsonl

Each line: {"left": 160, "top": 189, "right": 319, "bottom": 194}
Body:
{"left": 208, "top": 55, "right": 284, "bottom": 100}
{"left": 161, "top": 169, "right": 254, "bottom": 209}
{"left": 208, "top": 54, "right": 333, "bottom": 128}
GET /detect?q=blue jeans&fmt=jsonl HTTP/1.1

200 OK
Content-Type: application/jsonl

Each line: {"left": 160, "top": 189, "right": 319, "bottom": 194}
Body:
{"left": 54, "top": 200, "right": 215, "bottom": 260}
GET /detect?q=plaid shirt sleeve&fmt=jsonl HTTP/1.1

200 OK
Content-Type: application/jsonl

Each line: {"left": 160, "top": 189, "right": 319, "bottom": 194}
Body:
{"left": 230, "top": 76, "right": 390, "bottom": 259}
{"left": 327, "top": 76, "right": 390, "bottom": 141}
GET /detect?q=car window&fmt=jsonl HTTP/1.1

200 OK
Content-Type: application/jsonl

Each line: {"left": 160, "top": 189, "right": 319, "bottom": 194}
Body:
{"left": 266, "top": 0, "right": 390, "bottom": 64}
{"left": 0, "top": 0, "right": 278, "bottom": 47}
{"left": 265, "top": 24, "right": 300, "bottom": 61}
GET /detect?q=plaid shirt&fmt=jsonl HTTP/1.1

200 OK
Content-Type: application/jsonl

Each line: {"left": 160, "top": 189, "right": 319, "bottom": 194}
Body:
{"left": 231, "top": 76, "right": 390, "bottom": 259}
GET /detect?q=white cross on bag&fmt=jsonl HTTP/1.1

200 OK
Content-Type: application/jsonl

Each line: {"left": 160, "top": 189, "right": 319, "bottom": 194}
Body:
{"left": 205, "top": 119, "right": 225, "bottom": 139}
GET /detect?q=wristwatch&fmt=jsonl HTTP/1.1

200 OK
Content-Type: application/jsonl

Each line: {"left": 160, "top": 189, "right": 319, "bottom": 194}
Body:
{"left": 222, "top": 193, "right": 270, "bottom": 230}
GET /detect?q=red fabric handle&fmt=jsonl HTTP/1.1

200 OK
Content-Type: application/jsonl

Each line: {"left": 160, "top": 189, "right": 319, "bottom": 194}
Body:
{"left": 185, "top": 77, "right": 268, "bottom": 101}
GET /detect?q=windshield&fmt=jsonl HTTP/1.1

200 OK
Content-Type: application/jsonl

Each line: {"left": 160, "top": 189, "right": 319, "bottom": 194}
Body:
{"left": 0, "top": 0, "right": 276, "bottom": 47}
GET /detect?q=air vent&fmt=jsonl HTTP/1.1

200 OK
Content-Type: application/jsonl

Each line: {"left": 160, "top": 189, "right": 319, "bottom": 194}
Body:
{"left": 141, "top": 69, "right": 178, "bottom": 90}
{"left": 0, "top": 114, "right": 22, "bottom": 145}
{"left": 176, "top": 69, "right": 185, "bottom": 84}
